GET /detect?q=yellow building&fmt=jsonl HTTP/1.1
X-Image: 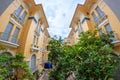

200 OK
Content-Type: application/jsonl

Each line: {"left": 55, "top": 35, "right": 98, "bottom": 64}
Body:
{"left": 0, "top": 0, "right": 50, "bottom": 75}
{"left": 67, "top": 0, "right": 120, "bottom": 54}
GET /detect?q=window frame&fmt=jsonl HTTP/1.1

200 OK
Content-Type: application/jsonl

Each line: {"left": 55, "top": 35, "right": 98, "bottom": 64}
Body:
{"left": 1, "top": 22, "right": 13, "bottom": 41}
{"left": 14, "top": 5, "right": 23, "bottom": 17}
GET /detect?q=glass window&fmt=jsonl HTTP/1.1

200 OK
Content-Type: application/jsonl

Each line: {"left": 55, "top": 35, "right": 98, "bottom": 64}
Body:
{"left": 46, "top": 46, "right": 49, "bottom": 51}
{"left": 105, "top": 24, "right": 112, "bottom": 33}
{"left": 30, "top": 54, "right": 36, "bottom": 70}
{"left": 38, "top": 27, "right": 40, "bottom": 32}
{"left": 11, "top": 28, "right": 19, "bottom": 43}
{"left": 1, "top": 22, "right": 13, "bottom": 41}
{"left": 96, "top": 7, "right": 105, "bottom": 18}
{"left": 35, "top": 25, "right": 41, "bottom": 35}
{"left": 36, "top": 25, "right": 39, "bottom": 33}
{"left": 14, "top": 6, "right": 23, "bottom": 17}
{"left": 105, "top": 24, "right": 116, "bottom": 41}
{"left": 92, "top": 12, "right": 98, "bottom": 24}
{"left": 99, "top": 29, "right": 104, "bottom": 35}
{"left": 20, "top": 11, "right": 27, "bottom": 21}
{"left": 66, "top": 40, "right": 70, "bottom": 42}
{"left": 35, "top": 37, "right": 39, "bottom": 46}
{"left": 32, "top": 35, "right": 36, "bottom": 44}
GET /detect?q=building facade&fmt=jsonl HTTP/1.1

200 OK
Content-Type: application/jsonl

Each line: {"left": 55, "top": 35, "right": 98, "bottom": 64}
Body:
{"left": 66, "top": 0, "right": 120, "bottom": 54}
{"left": 0, "top": 0, "right": 50, "bottom": 76}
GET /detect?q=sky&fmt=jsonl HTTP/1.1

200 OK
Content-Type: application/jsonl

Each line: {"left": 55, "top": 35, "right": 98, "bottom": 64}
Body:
{"left": 34, "top": 0, "right": 85, "bottom": 39}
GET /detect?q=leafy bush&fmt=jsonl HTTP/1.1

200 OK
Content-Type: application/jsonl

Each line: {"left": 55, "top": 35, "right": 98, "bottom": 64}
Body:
{"left": 48, "top": 30, "right": 119, "bottom": 80}
{"left": 0, "top": 52, "right": 34, "bottom": 80}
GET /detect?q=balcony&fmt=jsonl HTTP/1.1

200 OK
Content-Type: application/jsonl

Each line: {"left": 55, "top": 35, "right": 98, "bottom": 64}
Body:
{"left": 35, "top": 30, "right": 40, "bottom": 36}
{"left": 10, "top": 14, "right": 23, "bottom": 27}
{"left": 31, "top": 44, "right": 40, "bottom": 51}
{"left": 111, "top": 32, "right": 120, "bottom": 46}
{"left": 0, "top": 32, "right": 19, "bottom": 48}
{"left": 94, "top": 15, "right": 107, "bottom": 26}
{"left": 30, "top": 66, "right": 38, "bottom": 73}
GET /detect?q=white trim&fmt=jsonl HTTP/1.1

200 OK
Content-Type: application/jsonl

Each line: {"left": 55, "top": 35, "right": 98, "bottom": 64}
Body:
{"left": 112, "top": 40, "right": 120, "bottom": 46}
{"left": 113, "top": 51, "right": 120, "bottom": 56}
{"left": 98, "top": 19, "right": 108, "bottom": 28}
{"left": 112, "top": 40, "right": 120, "bottom": 44}
{"left": 31, "top": 46, "right": 40, "bottom": 51}
{"left": 0, "top": 39, "right": 19, "bottom": 48}
{"left": 10, "top": 18, "right": 22, "bottom": 28}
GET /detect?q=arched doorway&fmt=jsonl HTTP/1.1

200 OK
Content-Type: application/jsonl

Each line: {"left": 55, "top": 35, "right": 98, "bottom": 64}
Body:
{"left": 30, "top": 54, "right": 39, "bottom": 79}
{"left": 30, "top": 54, "right": 36, "bottom": 73}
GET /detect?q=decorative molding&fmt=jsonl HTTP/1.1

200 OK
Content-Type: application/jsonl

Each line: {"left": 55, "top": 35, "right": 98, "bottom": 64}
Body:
{"left": 10, "top": 17, "right": 22, "bottom": 28}
{"left": 0, "top": 39, "right": 19, "bottom": 48}
{"left": 98, "top": 19, "right": 108, "bottom": 28}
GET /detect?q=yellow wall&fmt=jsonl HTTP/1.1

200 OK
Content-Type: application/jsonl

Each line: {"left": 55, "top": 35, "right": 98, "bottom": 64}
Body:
{"left": 90, "top": 0, "right": 120, "bottom": 54}
{"left": 0, "top": 0, "right": 50, "bottom": 73}
{"left": 67, "top": 0, "right": 120, "bottom": 54}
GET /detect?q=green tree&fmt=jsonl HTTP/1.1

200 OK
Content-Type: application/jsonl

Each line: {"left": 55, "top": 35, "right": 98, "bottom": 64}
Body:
{"left": 72, "top": 30, "right": 119, "bottom": 80}
{"left": 12, "top": 52, "right": 34, "bottom": 80}
{"left": 48, "top": 36, "right": 67, "bottom": 80}
{"left": 0, "top": 53, "right": 13, "bottom": 79}
{"left": 48, "top": 30, "right": 119, "bottom": 80}
{"left": 0, "top": 52, "right": 34, "bottom": 80}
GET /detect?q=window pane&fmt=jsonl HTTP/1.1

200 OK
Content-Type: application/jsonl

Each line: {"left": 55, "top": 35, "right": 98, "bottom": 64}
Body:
{"left": 105, "top": 24, "right": 112, "bottom": 33}
{"left": 32, "top": 35, "right": 36, "bottom": 44}
{"left": 1, "top": 23, "right": 13, "bottom": 41}
{"left": 20, "top": 11, "right": 27, "bottom": 21}
{"left": 30, "top": 55, "right": 36, "bottom": 70}
{"left": 11, "top": 28, "right": 19, "bottom": 43}
{"left": 99, "top": 29, "right": 103, "bottom": 35}
{"left": 96, "top": 7, "right": 104, "bottom": 18}
{"left": 105, "top": 24, "right": 116, "bottom": 41}
{"left": 14, "top": 6, "right": 23, "bottom": 17}
{"left": 36, "top": 37, "right": 39, "bottom": 46}
{"left": 92, "top": 12, "right": 98, "bottom": 23}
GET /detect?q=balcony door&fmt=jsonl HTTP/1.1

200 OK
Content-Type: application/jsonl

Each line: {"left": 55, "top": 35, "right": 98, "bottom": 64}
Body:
{"left": 30, "top": 54, "right": 36, "bottom": 72}
{"left": 105, "top": 24, "right": 116, "bottom": 41}
{"left": 1, "top": 22, "right": 13, "bottom": 41}
{"left": 11, "top": 28, "right": 19, "bottom": 43}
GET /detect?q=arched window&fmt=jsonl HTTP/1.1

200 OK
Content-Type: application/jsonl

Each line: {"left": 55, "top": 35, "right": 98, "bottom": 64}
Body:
{"left": 30, "top": 54, "right": 36, "bottom": 72}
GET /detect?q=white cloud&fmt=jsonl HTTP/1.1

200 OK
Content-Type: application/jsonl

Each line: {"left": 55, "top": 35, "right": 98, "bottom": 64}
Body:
{"left": 34, "top": 0, "right": 85, "bottom": 39}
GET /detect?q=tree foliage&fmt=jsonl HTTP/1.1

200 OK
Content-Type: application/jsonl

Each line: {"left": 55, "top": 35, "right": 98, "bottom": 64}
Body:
{"left": 0, "top": 52, "right": 34, "bottom": 80}
{"left": 48, "top": 30, "right": 119, "bottom": 80}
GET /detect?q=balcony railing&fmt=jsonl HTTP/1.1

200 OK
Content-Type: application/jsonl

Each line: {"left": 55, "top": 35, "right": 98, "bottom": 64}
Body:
{"left": 11, "top": 14, "right": 23, "bottom": 25}
{"left": 0, "top": 32, "right": 19, "bottom": 46}
{"left": 94, "top": 15, "right": 107, "bottom": 26}
{"left": 31, "top": 44, "right": 40, "bottom": 51}
{"left": 111, "top": 32, "right": 120, "bottom": 46}
{"left": 35, "top": 31, "right": 40, "bottom": 36}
